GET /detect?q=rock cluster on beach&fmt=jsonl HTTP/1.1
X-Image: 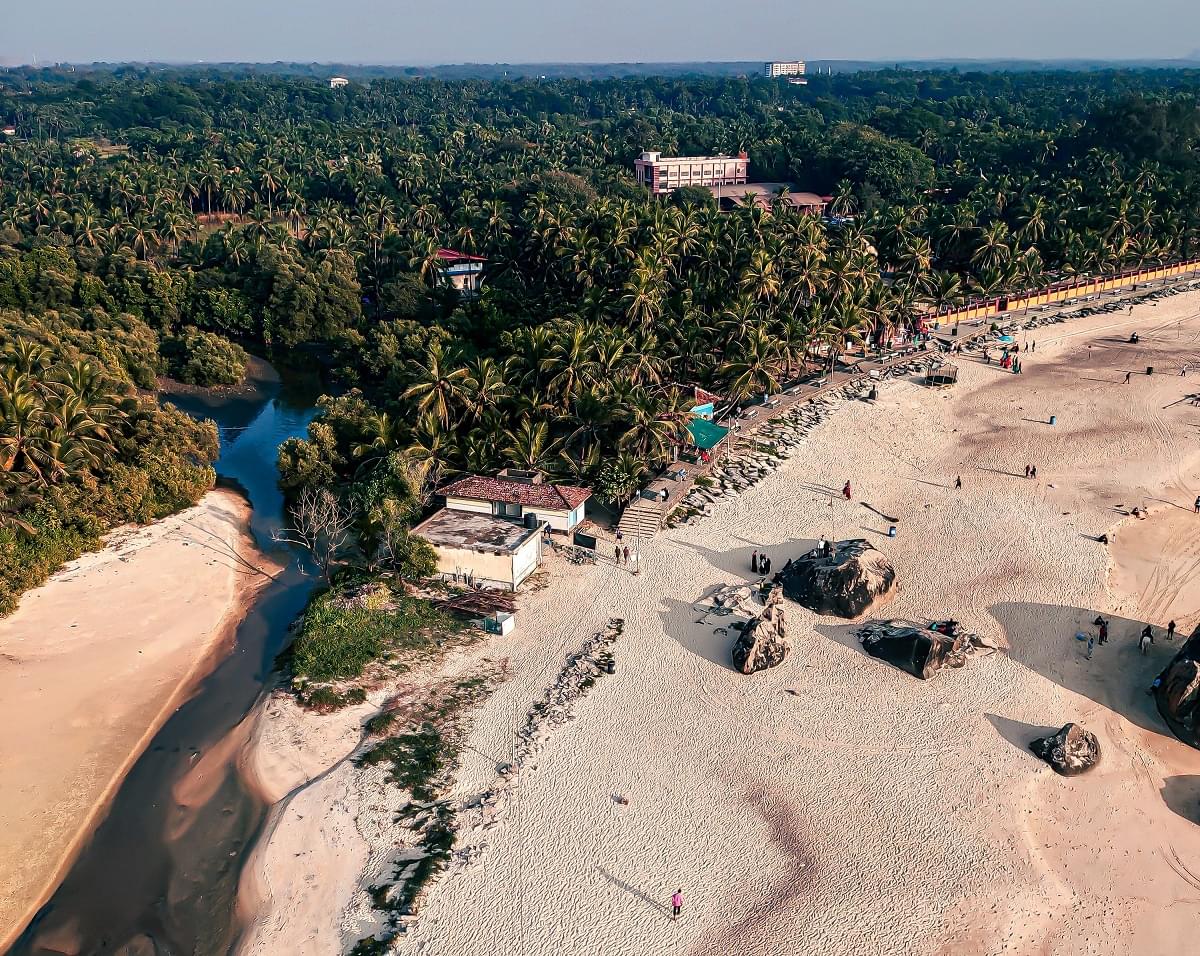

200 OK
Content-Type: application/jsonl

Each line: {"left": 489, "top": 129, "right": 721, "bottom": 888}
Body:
{"left": 731, "top": 585, "right": 790, "bottom": 674}
{"left": 776, "top": 539, "right": 897, "bottom": 618}
{"left": 856, "top": 618, "right": 1001, "bottom": 680}
{"left": 1029, "top": 723, "right": 1102, "bottom": 776}
{"left": 1154, "top": 625, "right": 1200, "bottom": 751}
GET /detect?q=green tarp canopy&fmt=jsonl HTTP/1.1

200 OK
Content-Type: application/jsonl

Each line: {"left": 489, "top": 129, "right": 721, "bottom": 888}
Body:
{"left": 688, "top": 418, "right": 730, "bottom": 450}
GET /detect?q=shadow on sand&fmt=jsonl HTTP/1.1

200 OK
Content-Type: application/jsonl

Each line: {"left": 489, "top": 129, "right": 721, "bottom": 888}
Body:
{"left": 813, "top": 621, "right": 869, "bottom": 656}
{"left": 985, "top": 713, "right": 1062, "bottom": 762}
{"left": 676, "top": 538, "right": 817, "bottom": 580}
{"left": 658, "top": 595, "right": 739, "bottom": 672}
{"left": 988, "top": 601, "right": 1176, "bottom": 739}
{"left": 1160, "top": 776, "right": 1200, "bottom": 826}
{"left": 596, "top": 866, "right": 673, "bottom": 919}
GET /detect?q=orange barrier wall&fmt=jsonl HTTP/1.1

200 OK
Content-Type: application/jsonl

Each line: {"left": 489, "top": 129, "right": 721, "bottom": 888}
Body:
{"left": 925, "top": 258, "right": 1200, "bottom": 327}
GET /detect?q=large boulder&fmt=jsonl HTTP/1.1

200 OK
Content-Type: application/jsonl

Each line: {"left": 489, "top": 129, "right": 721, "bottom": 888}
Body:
{"left": 732, "top": 585, "right": 790, "bottom": 674}
{"left": 1154, "top": 626, "right": 1200, "bottom": 750}
{"left": 775, "top": 539, "right": 896, "bottom": 618}
{"left": 1029, "top": 723, "right": 1102, "bottom": 776}
{"left": 856, "top": 619, "right": 988, "bottom": 679}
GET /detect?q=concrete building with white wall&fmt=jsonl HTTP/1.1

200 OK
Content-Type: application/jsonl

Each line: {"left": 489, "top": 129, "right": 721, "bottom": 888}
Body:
{"left": 439, "top": 470, "right": 591, "bottom": 534}
{"left": 412, "top": 509, "right": 543, "bottom": 591}
{"left": 634, "top": 151, "right": 749, "bottom": 195}
{"left": 764, "top": 61, "right": 806, "bottom": 78}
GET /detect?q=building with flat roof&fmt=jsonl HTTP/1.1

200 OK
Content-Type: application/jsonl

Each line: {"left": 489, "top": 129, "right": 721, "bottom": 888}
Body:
{"left": 765, "top": 61, "right": 806, "bottom": 78}
{"left": 329, "top": 76, "right": 349, "bottom": 89}
{"left": 412, "top": 509, "right": 543, "bottom": 591}
{"left": 634, "top": 151, "right": 748, "bottom": 195}
{"left": 705, "top": 183, "right": 830, "bottom": 215}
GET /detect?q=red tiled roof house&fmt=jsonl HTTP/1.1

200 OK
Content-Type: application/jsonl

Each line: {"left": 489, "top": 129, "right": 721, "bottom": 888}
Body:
{"left": 438, "top": 470, "right": 591, "bottom": 534}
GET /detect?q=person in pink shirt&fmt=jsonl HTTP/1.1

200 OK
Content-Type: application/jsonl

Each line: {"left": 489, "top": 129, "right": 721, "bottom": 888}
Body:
{"left": 671, "top": 889, "right": 683, "bottom": 920}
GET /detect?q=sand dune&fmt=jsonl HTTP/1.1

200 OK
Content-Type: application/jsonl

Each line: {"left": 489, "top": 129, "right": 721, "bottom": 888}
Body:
{"left": 0, "top": 488, "right": 274, "bottom": 952}
{"left": 239, "top": 294, "right": 1200, "bottom": 956}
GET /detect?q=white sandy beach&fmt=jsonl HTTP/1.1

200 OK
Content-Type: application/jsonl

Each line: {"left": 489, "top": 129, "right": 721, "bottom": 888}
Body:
{"left": 238, "top": 292, "right": 1200, "bottom": 956}
{"left": 0, "top": 488, "right": 274, "bottom": 952}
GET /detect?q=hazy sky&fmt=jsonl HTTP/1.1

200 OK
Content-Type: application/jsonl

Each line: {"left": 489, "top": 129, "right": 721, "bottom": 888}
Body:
{"left": 6, "top": 0, "right": 1200, "bottom": 65}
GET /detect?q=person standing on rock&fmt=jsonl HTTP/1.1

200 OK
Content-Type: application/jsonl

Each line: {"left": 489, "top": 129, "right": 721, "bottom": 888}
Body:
{"left": 671, "top": 889, "right": 683, "bottom": 921}
{"left": 751, "top": 550, "right": 759, "bottom": 574}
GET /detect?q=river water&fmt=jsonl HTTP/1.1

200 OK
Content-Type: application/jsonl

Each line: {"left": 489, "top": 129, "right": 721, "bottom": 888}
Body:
{"left": 11, "top": 364, "right": 321, "bottom": 956}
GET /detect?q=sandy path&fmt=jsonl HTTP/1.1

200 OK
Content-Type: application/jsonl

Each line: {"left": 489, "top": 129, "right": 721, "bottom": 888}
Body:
{"left": 239, "top": 291, "right": 1200, "bottom": 956}
{"left": 0, "top": 488, "right": 276, "bottom": 951}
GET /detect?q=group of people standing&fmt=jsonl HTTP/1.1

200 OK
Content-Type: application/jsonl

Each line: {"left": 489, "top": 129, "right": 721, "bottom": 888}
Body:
{"left": 613, "top": 531, "right": 632, "bottom": 567}
{"left": 1087, "top": 616, "right": 1177, "bottom": 659}
{"left": 750, "top": 550, "right": 773, "bottom": 576}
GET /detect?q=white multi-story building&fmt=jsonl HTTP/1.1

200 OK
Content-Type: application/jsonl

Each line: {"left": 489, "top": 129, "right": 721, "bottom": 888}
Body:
{"left": 765, "top": 60, "right": 806, "bottom": 78}
{"left": 634, "top": 151, "right": 749, "bottom": 195}
{"left": 329, "top": 76, "right": 349, "bottom": 89}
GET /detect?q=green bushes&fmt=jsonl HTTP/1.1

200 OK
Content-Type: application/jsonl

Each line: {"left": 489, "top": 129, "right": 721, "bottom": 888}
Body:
{"left": 290, "top": 585, "right": 459, "bottom": 683}
{"left": 164, "top": 327, "right": 248, "bottom": 387}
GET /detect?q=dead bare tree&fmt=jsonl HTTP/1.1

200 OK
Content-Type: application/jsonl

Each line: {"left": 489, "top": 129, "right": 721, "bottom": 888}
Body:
{"left": 274, "top": 486, "right": 356, "bottom": 581}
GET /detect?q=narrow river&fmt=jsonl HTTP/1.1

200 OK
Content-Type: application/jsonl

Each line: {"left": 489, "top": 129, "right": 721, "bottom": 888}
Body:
{"left": 11, "top": 363, "right": 321, "bottom": 956}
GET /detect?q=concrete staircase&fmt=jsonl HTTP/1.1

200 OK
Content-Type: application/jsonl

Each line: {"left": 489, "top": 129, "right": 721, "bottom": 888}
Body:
{"left": 617, "top": 498, "right": 665, "bottom": 539}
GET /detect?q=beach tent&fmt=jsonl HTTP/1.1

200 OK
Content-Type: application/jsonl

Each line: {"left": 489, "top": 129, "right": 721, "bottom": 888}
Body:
{"left": 688, "top": 418, "right": 730, "bottom": 450}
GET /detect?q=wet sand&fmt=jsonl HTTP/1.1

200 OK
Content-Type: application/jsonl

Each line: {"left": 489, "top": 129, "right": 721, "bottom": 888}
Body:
{"left": 0, "top": 489, "right": 276, "bottom": 952}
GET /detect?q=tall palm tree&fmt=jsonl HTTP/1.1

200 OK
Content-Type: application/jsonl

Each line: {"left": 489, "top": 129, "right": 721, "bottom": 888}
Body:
{"left": 402, "top": 344, "right": 469, "bottom": 428}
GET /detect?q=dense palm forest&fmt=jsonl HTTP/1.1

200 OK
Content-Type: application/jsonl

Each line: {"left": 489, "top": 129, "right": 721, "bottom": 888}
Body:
{"left": 3, "top": 66, "right": 1200, "bottom": 601}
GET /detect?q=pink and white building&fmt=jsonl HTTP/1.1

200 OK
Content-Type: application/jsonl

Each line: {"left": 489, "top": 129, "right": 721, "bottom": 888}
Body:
{"left": 634, "top": 151, "right": 749, "bottom": 195}
{"left": 436, "top": 248, "right": 486, "bottom": 295}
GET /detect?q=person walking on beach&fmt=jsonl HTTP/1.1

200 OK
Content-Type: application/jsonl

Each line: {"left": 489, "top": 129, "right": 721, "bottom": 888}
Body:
{"left": 623, "top": 545, "right": 631, "bottom": 568}
{"left": 1124, "top": 371, "right": 1132, "bottom": 384}
{"left": 955, "top": 475, "right": 962, "bottom": 490}
{"left": 1194, "top": 495, "right": 1200, "bottom": 513}
{"left": 751, "top": 550, "right": 759, "bottom": 574}
{"left": 842, "top": 480, "right": 852, "bottom": 500}
{"left": 1168, "top": 620, "right": 1176, "bottom": 642}
{"left": 1086, "top": 635, "right": 1095, "bottom": 659}
{"left": 671, "top": 889, "right": 683, "bottom": 921}
{"left": 614, "top": 541, "right": 622, "bottom": 565}
{"left": 1030, "top": 465, "right": 1037, "bottom": 479}
{"left": 1099, "top": 619, "right": 1109, "bottom": 645}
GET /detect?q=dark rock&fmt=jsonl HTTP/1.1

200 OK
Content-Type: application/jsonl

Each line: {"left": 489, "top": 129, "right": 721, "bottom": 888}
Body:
{"left": 1154, "top": 626, "right": 1200, "bottom": 750}
{"left": 775, "top": 539, "right": 897, "bottom": 618}
{"left": 856, "top": 619, "right": 991, "bottom": 679}
{"left": 732, "top": 585, "right": 790, "bottom": 674}
{"left": 1029, "top": 723, "right": 1102, "bottom": 776}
